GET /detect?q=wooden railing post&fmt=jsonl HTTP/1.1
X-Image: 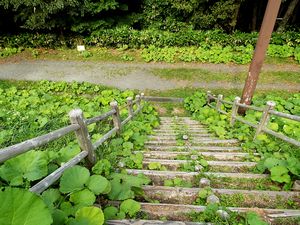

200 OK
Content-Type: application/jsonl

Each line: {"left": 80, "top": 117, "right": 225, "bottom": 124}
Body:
{"left": 254, "top": 101, "right": 276, "bottom": 139}
{"left": 110, "top": 101, "right": 121, "bottom": 135}
{"left": 207, "top": 91, "right": 211, "bottom": 104}
{"left": 127, "top": 97, "right": 134, "bottom": 117}
{"left": 230, "top": 97, "right": 241, "bottom": 126}
{"left": 135, "top": 94, "right": 141, "bottom": 109}
{"left": 69, "top": 109, "right": 96, "bottom": 165}
{"left": 216, "top": 94, "right": 223, "bottom": 112}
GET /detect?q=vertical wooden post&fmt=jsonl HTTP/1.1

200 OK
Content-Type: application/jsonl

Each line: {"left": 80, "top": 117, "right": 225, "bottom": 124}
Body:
{"left": 135, "top": 94, "right": 141, "bottom": 109}
{"left": 230, "top": 97, "right": 241, "bottom": 126}
{"left": 127, "top": 97, "right": 134, "bottom": 117}
{"left": 254, "top": 101, "right": 276, "bottom": 139}
{"left": 140, "top": 93, "right": 145, "bottom": 101}
{"left": 216, "top": 94, "right": 223, "bottom": 112}
{"left": 69, "top": 109, "right": 96, "bottom": 165}
{"left": 207, "top": 91, "right": 211, "bottom": 104}
{"left": 110, "top": 101, "right": 121, "bottom": 135}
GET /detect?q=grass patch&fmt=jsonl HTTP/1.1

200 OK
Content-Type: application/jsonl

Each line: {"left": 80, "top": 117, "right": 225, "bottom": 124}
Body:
{"left": 151, "top": 68, "right": 300, "bottom": 84}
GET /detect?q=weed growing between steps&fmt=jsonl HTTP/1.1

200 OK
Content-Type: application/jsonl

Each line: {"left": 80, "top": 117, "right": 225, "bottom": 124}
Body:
{"left": 184, "top": 91, "right": 300, "bottom": 190}
{"left": 0, "top": 80, "right": 160, "bottom": 224}
{"left": 189, "top": 204, "right": 269, "bottom": 225}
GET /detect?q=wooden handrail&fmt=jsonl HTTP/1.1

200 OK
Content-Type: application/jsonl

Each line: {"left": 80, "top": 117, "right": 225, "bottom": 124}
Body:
{"left": 0, "top": 93, "right": 145, "bottom": 194}
{"left": 206, "top": 91, "right": 300, "bottom": 147}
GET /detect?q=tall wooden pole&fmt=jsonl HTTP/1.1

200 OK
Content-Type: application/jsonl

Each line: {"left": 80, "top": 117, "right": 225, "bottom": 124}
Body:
{"left": 239, "top": 0, "right": 281, "bottom": 114}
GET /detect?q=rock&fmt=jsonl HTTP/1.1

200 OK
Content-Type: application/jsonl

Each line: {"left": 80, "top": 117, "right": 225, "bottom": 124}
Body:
{"left": 182, "top": 135, "right": 189, "bottom": 140}
{"left": 292, "top": 180, "right": 300, "bottom": 191}
{"left": 199, "top": 178, "right": 211, "bottom": 188}
{"left": 118, "top": 161, "right": 125, "bottom": 168}
{"left": 194, "top": 165, "right": 204, "bottom": 172}
{"left": 190, "top": 155, "right": 198, "bottom": 160}
{"left": 206, "top": 194, "right": 220, "bottom": 204}
{"left": 216, "top": 210, "right": 230, "bottom": 220}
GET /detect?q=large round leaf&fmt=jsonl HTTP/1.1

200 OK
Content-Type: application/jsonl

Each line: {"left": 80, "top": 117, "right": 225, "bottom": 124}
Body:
{"left": 86, "top": 175, "right": 111, "bottom": 195}
{"left": 70, "top": 189, "right": 96, "bottom": 206}
{"left": 74, "top": 207, "right": 104, "bottom": 225}
{"left": 0, "top": 188, "right": 52, "bottom": 225}
{"left": 59, "top": 166, "right": 90, "bottom": 193}
{"left": 120, "top": 199, "right": 141, "bottom": 217}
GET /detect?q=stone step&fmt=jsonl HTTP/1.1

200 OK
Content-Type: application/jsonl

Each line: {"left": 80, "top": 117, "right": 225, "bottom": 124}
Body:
{"left": 142, "top": 186, "right": 300, "bottom": 209}
{"left": 145, "top": 146, "right": 242, "bottom": 152}
{"left": 148, "top": 136, "right": 215, "bottom": 141}
{"left": 141, "top": 151, "right": 254, "bottom": 161}
{"left": 126, "top": 169, "right": 269, "bottom": 186}
{"left": 107, "top": 220, "right": 209, "bottom": 225}
{"left": 153, "top": 129, "right": 209, "bottom": 133}
{"left": 150, "top": 134, "right": 213, "bottom": 138}
{"left": 145, "top": 139, "right": 239, "bottom": 146}
{"left": 142, "top": 159, "right": 257, "bottom": 172}
{"left": 135, "top": 203, "right": 300, "bottom": 221}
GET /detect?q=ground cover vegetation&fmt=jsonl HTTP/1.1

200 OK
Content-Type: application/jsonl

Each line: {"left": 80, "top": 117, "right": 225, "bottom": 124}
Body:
{"left": 1, "top": 0, "right": 300, "bottom": 64}
{"left": 0, "top": 80, "right": 160, "bottom": 224}
{"left": 184, "top": 91, "right": 300, "bottom": 191}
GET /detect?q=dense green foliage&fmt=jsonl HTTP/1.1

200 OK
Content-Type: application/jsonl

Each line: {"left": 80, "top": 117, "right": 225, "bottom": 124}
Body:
{"left": 0, "top": 80, "right": 159, "bottom": 224}
{"left": 185, "top": 92, "right": 300, "bottom": 190}
{"left": 0, "top": 0, "right": 299, "bottom": 33}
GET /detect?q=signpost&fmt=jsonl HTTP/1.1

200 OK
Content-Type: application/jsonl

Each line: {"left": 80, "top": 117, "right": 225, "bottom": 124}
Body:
{"left": 238, "top": 0, "right": 281, "bottom": 114}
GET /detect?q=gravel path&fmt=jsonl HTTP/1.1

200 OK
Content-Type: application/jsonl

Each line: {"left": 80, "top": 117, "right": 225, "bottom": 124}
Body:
{"left": 0, "top": 60, "right": 299, "bottom": 91}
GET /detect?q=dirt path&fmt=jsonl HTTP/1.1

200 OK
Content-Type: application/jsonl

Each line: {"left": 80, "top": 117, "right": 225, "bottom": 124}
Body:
{"left": 0, "top": 60, "right": 299, "bottom": 91}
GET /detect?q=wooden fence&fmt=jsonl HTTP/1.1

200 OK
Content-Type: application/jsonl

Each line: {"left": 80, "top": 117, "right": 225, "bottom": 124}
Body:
{"left": 207, "top": 91, "right": 300, "bottom": 147}
{"left": 0, "top": 93, "right": 145, "bottom": 194}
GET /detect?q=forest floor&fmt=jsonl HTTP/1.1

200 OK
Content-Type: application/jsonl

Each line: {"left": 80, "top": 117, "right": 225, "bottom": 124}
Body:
{"left": 0, "top": 59, "right": 299, "bottom": 93}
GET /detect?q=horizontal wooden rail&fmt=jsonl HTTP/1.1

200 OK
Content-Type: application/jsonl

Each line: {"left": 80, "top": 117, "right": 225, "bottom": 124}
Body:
{"left": 207, "top": 91, "right": 299, "bottom": 147}
{"left": 262, "top": 128, "right": 300, "bottom": 147}
{"left": 269, "top": 110, "right": 300, "bottom": 122}
{"left": 1, "top": 92, "right": 146, "bottom": 195}
{"left": 93, "top": 127, "right": 118, "bottom": 149}
{"left": 85, "top": 109, "right": 116, "bottom": 125}
{"left": 236, "top": 103, "right": 264, "bottom": 112}
{"left": 0, "top": 124, "right": 80, "bottom": 163}
{"left": 30, "top": 151, "right": 88, "bottom": 194}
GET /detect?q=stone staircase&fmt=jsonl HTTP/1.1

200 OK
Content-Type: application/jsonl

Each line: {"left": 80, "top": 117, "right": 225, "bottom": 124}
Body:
{"left": 110, "top": 117, "right": 300, "bottom": 224}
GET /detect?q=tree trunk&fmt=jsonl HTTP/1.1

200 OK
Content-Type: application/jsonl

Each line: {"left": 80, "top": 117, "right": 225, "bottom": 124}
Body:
{"left": 251, "top": 0, "right": 258, "bottom": 31}
{"left": 277, "top": 0, "right": 299, "bottom": 32}
{"left": 230, "top": 0, "right": 242, "bottom": 31}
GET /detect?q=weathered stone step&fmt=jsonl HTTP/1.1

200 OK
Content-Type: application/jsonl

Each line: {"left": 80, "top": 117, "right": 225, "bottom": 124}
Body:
{"left": 126, "top": 169, "right": 269, "bottom": 186}
{"left": 148, "top": 136, "right": 215, "bottom": 141}
{"left": 107, "top": 220, "right": 209, "bottom": 225}
{"left": 149, "top": 134, "right": 213, "bottom": 138}
{"left": 142, "top": 159, "right": 257, "bottom": 172}
{"left": 146, "top": 146, "right": 242, "bottom": 152}
{"left": 142, "top": 186, "right": 300, "bottom": 209}
{"left": 135, "top": 202, "right": 300, "bottom": 221}
{"left": 153, "top": 130, "right": 209, "bottom": 134}
{"left": 145, "top": 139, "right": 239, "bottom": 146}
{"left": 141, "top": 151, "right": 253, "bottom": 161}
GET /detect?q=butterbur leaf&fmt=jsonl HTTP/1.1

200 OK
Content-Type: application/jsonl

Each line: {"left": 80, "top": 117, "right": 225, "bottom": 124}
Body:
{"left": 263, "top": 158, "right": 286, "bottom": 169}
{"left": 52, "top": 209, "right": 68, "bottom": 225}
{"left": 120, "top": 199, "right": 141, "bottom": 217}
{"left": 287, "top": 157, "right": 300, "bottom": 175}
{"left": 74, "top": 207, "right": 104, "bottom": 225}
{"left": 92, "top": 159, "right": 112, "bottom": 176}
{"left": 0, "top": 188, "right": 52, "bottom": 225}
{"left": 59, "top": 166, "right": 90, "bottom": 193}
{"left": 70, "top": 189, "right": 96, "bottom": 206}
{"left": 199, "top": 159, "right": 208, "bottom": 167}
{"left": 104, "top": 206, "right": 119, "bottom": 220}
{"left": 41, "top": 189, "right": 62, "bottom": 211}
{"left": 0, "top": 151, "right": 48, "bottom": 185}
{"left": 270, "top": 166, "right": 291, "bottom": 183}
{"left": 87, "top": 175, "right": 111, "bottom": 195}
